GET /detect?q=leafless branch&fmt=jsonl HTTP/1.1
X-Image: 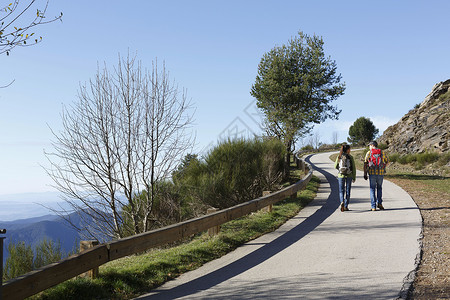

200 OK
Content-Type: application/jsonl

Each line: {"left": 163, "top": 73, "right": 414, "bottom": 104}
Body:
{"left": 44, "top": 54, "right": 195, "bottom": 240}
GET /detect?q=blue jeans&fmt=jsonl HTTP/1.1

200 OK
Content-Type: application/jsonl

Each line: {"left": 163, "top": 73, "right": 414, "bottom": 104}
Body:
{"left": 338, "top": 177, "right": 352, "bottom": 207}
{"left": 369, "top": 175, "right": 384, "bottom": 208}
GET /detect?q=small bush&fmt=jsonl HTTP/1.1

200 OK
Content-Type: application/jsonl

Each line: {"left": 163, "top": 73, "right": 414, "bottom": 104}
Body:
{"left": 405, "top": 154, "right": 417, "bottom": 164}
{"left": 398, "top": 155, "right": 409, "bottom": 164}
{"left": 3, "top": 239, "right": 64, "bottom": 281}
{"left": 203, "top": 138, "right": 286, "bottom": 209}
{"left": 318, "top": 143, "right": 340, "bottom": 151}
{"left": 437, "top": 152, "right": 450, "bottom": 167}
{"left": 34, "top": 239, "right": 63, "bottom": 269}
{"left": 389, "top": 153, "right": 400, "bottom": 163}
{"left": 378, "top": 143, "right": 388, "bottom": 150}
{"left": 173, "top": 138, "right": 286, "bottom": 210}
{"left": 3, "top": 242, "right": 34, "bottom": 280}
{"left": 414, "top": 161, "right": 424, "bottom": 170}
{"left": 416, "top": 152, "right": 439, "bottom": 164}
{"left": 300, "top": 145, "right": 314, "bottom": 151}
{"left": 388, "top": 151, "right": 444, "bottom": 166}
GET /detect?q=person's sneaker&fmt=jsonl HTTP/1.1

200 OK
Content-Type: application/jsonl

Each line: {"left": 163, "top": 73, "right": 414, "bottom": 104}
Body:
{"left": 371, "top": 208, "right": 376, "bottom": 211}
{"left": 340, "top": 203, "right": 345, "bottom": 212}
{"left": 377, "top": 204, "right": 385, "bottom": 210}
{"left": 344, "top": 207, "right": 349, "bottom": 211}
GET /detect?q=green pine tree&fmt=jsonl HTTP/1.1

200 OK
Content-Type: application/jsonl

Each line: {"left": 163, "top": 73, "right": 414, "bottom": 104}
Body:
{"left": 348, "top": 117, "right": 379, "bottom": 145}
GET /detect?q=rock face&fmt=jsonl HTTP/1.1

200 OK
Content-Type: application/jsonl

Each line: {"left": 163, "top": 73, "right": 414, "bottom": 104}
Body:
{"left": 379, "top": 79, "right": 450, "bottom": 154}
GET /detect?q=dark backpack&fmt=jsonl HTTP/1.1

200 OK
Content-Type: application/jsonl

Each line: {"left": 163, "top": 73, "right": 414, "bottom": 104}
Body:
{"left": 339, "top": 154, "right": 352, "bottom": 175}
{"left": 368, "top": 148, "right": 386, "bottom": 170}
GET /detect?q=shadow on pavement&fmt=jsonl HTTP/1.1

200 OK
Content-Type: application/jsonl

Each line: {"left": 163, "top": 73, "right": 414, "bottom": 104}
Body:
{"left": 141, "top": 155, "right": 340, "bottom": 299}
{"left": 144, "top": 273, "right": 397, "bottom": 300}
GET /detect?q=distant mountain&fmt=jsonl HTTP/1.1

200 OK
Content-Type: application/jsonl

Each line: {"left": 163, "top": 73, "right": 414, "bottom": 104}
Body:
{"left": 379, "top": 79, "right": 450, "bottom": 154}
{"left": 0, "top": 191, "right": 118, "bottom": 263}
{"left": 0, "top": 214, "right": 59, "bottom": 227}
{"left": 0, "top": 208, "right": 118, "bottom": 263}
{"left": 0, "top": 213, "right": 81, "bottom": 263}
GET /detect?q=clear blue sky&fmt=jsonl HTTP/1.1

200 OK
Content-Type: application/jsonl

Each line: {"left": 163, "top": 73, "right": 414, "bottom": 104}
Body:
{"left": 1, "top": 0, "right": 449, "bottom": 196}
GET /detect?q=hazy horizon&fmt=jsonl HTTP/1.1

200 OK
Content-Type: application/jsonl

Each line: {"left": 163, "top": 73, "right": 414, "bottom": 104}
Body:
{"left": 0, "top": 191, "right": 63, "bottom": 222}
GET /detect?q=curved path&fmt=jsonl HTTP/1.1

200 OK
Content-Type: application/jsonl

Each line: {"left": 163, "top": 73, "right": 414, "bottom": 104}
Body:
{"left": 137, "top": 152, "right": 422, "bottom": 299}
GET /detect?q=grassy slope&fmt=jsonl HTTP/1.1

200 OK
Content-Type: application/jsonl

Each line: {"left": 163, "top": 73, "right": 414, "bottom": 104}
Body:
{"left": 33, "top": 166, "right": 320, "bottom": 300}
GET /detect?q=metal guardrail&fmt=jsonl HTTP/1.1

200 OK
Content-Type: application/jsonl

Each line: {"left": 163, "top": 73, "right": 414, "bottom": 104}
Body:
{"left": 2, "top": 156, "right": 311, "bottom": 300}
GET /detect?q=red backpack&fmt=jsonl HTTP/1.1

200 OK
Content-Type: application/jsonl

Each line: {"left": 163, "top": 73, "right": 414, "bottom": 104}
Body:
{"left": 368, "top": 148, "right": 386, "bottom": 170}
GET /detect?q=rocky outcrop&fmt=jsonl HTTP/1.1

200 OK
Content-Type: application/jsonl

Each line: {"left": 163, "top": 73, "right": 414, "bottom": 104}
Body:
{"left": 379, "top": 79, "right": 450, "bottom": 154}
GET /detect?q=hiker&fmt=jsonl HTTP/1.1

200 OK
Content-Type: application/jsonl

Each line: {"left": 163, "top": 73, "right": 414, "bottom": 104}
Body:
{"left": 335, "top": 144, "right": 356, "bottom": 212}
{"left": 364, "top": 141, "right": 389, "bottom": 211}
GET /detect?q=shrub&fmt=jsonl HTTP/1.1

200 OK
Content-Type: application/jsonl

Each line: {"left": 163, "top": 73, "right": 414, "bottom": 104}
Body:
{"left": 173, "top": 138, "right": 286, "bottom": 210}
{"left": 389, "top": 151, "right": 442, "bottom": 166}
{"left": 405, "top": 154, "right": 417, "bottom": 164}
{"left": 378, "top": 143, "right": 388, "bottom": 150}
{"left": 34, "top": 239, "right": 63, "bottom": 269}
{"left": 398, "top": 155, "right": 409, "bottom": 164}
{"left": 172, "top": 155, "right": 211, "bottom": 220}
{"left": 3, "top": 242, "right": 34, "bottom": 280}
{"left": 389, "top": 153, "right": 400, "bottom": 163}
{"left": 414, "top": 161, "right": 424, "bottom": 170}
{"left": 300, "top": 145, "right": 314, "bottom": 151}
{"left": 416, "top": 152, "right": 439, "bottom": 164}
{"left": 203, "top": 138, "right": 286, "bottom": 209}
{"left": 3, "top": 239, "right": 64, "bottom": 281}
{"left": 318, "top": 143, "right": 341, "bottom": 151}
{"left": 437, "top": 152, "right": 450, "bottom": 167}
{"left": 121, "top": 181, "right": 185, "bottom": 236}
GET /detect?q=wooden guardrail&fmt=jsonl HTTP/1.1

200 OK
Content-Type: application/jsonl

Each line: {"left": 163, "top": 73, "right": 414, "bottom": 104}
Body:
{"left": 2, "top": 155, "right": 311, "bottom": 300}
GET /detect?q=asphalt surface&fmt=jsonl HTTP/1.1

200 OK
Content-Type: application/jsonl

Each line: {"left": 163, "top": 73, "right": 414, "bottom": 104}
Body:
{"left": 137, "top": 151, "right": 422, "bottom": 300}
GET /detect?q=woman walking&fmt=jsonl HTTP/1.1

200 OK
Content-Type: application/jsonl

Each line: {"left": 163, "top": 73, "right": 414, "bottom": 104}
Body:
{"left": 335, "top": 144, "right": 356, "bottom": 211}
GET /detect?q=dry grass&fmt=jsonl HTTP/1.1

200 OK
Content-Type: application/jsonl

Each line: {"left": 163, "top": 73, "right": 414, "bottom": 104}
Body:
{"left": 386, "top": 174, "right": 450, "bottom": 299}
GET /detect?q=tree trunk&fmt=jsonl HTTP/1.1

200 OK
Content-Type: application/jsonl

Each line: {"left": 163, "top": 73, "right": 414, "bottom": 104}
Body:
{"left": 284, "top": 151, "right": 291, "bottom": 180}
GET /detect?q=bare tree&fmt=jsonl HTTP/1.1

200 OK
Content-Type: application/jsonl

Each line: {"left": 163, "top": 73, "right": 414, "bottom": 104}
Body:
{"left": 332, "top": 131, "right": 339, "bottom": 145}
{"left": 45, "top": 54, "right": 195, "bottom": 241}
{"left": 311, "top": 131, "right": 321, "bottom": 150}
{"left": 0, "top": 0, "right": 62, "bottom": 56}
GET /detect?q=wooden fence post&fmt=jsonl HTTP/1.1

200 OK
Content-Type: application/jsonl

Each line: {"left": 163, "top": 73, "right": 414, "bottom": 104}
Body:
{"left": 207, "top": 208, "right": 220, "bottom": 236}
{"left": 290, "top": 191, "right": 297, "bottom": 200}
{"left": 79, "top": 240, "right": 99, "bottom": 279}
{"left": 301, "top": 160, "right": 306, "bottom": 174}
{"left": 0, "top": 229, "right": 6, "bottom": 300}
{"left": 262, "top": 191, "right": 272, "bottom": 212}
{"left": 295, "top": 156, "right": 306, "bottom": 174}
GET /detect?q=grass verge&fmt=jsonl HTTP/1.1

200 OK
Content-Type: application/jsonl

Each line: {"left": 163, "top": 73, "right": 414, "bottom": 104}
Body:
{"left": 386, "top": 173, "right": 449, "bottom": 299}
{"left": 32, "top": 175, "right": 320, "bottom": 300}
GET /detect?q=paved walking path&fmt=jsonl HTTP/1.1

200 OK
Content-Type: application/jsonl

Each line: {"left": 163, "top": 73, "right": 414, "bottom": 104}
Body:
{"left": 137, "top": 152, "right": 422, "bottom": 299}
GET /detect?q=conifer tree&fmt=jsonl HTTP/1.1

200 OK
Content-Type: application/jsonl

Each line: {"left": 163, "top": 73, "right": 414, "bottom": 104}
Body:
{"left": 348, "top": 117, "right": 379, "bottom": 145}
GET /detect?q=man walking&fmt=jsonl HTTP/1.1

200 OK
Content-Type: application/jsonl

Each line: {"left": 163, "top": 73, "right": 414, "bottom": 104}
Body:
{"left": 364, "top": 141, "right": 389, "bottom": 211}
